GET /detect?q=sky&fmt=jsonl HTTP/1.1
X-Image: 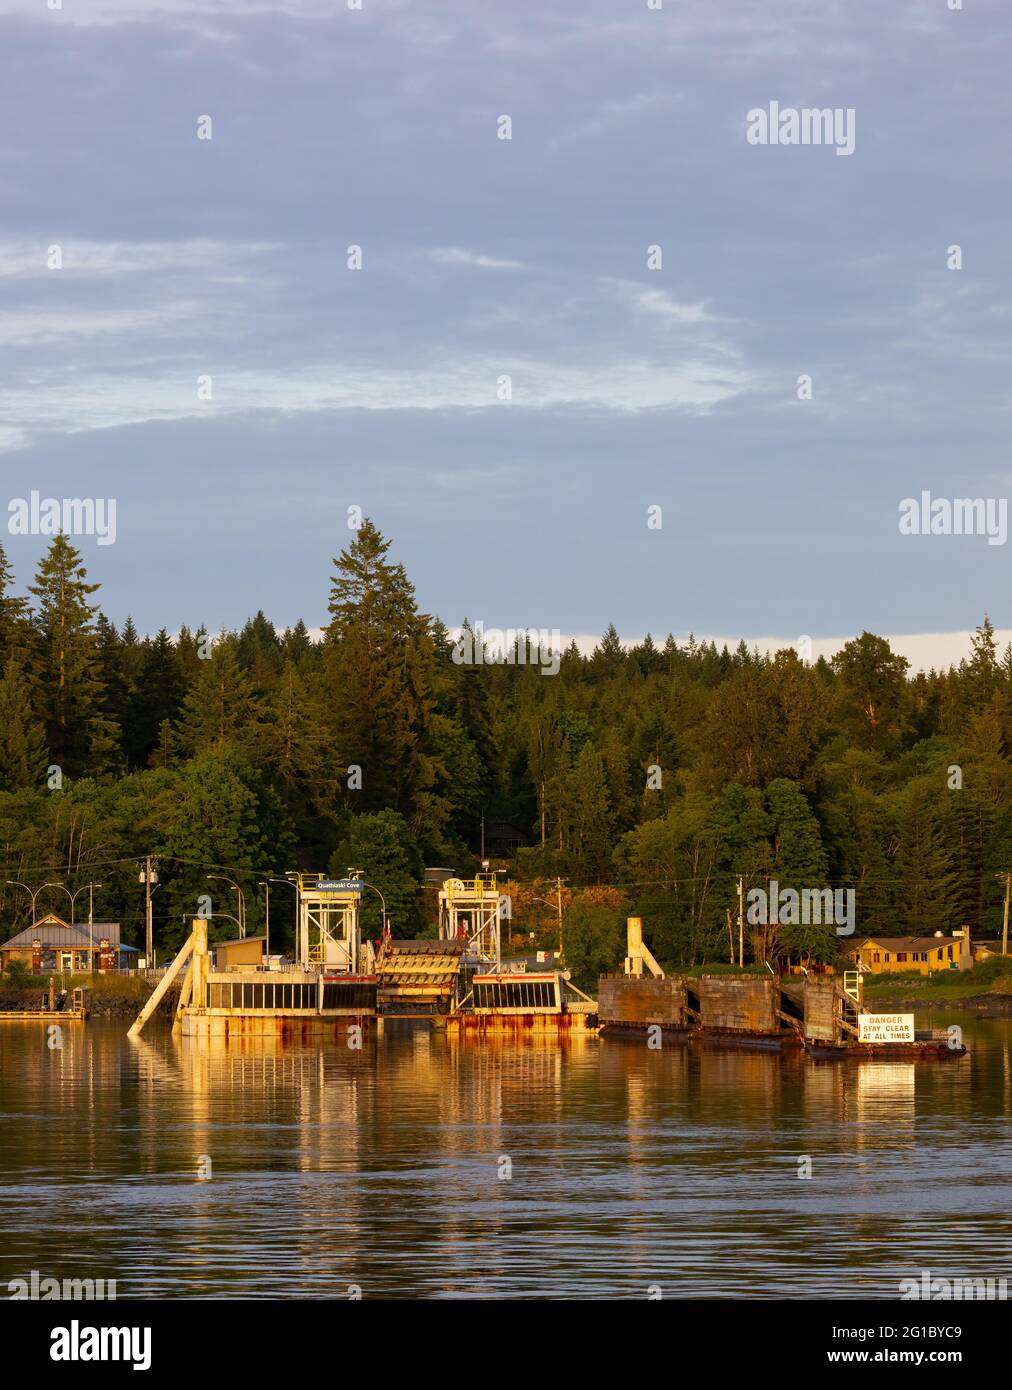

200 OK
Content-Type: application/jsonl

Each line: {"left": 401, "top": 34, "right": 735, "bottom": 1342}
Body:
{"left": 1, "top": 0, "right": 1010, "bottom": 670}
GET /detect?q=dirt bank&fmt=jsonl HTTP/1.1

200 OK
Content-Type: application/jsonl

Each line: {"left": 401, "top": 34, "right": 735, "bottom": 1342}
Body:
{"left": 0, "top": 982, "right": 179, "bottom": 1018}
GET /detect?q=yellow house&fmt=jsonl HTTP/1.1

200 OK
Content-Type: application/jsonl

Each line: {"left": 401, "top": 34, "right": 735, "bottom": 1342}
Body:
{"left": 974, "top": 940, "right": 1007, "bottom": 963}
{"left": 849, "top": 928, "right": 972, "bottom": 975}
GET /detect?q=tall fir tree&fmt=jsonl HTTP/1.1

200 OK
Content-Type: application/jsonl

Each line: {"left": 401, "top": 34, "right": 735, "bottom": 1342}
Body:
{"left": 27, "top": 534, "right": 120, "bottom": 778}
{"left": 323, "top": 520, "right": 439, "bottom": 826}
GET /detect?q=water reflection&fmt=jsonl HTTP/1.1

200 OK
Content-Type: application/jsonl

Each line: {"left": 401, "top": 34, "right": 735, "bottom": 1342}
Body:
{"left": 0, "top": 1015, "right": 1004, "bottom": 1298}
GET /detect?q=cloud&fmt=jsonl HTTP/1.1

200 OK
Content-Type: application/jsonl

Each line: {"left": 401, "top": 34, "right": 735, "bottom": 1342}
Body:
{"left": 607, "top": 279, "right": 715, "bottom": 326}
{"left": 0, "top": 239, "right": 278, "bottom": 281}
{"left": 427, "top": 247, "right": 525, "bottom": 270}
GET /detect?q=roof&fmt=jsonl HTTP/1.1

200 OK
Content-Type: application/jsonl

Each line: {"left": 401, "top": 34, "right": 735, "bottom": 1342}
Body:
{"left": 851, "top": 935, "right": 962, "bottom": 954}
{"left": 214, "top": 936, "right": 266, "bottom": 949}
{"left": 1, "top": 914, "right": 121, "bottom": 950}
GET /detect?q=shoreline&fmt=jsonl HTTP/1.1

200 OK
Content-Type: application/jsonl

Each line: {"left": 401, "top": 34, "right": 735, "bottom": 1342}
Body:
{"left": 867, "top": 992, "right": 1012, "bottom": 1019}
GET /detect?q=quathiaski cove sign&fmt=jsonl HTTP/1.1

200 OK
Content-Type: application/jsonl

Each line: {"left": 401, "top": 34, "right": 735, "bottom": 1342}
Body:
{"left": 858, "top": 1013, "right": 914, "bottom": 1043}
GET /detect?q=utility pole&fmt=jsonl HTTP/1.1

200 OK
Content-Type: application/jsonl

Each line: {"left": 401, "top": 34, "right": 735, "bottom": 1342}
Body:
{"left": 480, "top": 811, "right": 485, "bottom": 862}
{"left": 145, "top": 856, "right": 153, "bottom": 967}
{"left": 1002, "top": 872, "right": 1010, "bottom": 958}
{"left": 737, "top": 875, "right": 745, "bottom": 969}
{"left": 140, "top": 857, "right": 158, "bottom": 969}
{"left": 556, "top": 876, "right": 563, "bottom": 957}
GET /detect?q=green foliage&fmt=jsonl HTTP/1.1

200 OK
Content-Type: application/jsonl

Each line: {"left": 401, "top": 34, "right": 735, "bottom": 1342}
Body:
{"left": 1, "top": 530, "right": 1010, "bottom": 971}
{"left": 330, "top": 809, "right": 425, "bottom": 938}
{"left": 562, "top": 896, "right": 625, "bottom": 993}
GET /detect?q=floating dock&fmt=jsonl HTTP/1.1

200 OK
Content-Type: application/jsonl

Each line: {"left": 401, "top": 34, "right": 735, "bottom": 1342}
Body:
{"left": 0, "top": 984, "right": 87, "bottom": 1022}
{"left": 446, "top": 970, "right": 597, "bottom": 1034}
{"left": 598, "top": 919, "right": 967, "bottom": 1059}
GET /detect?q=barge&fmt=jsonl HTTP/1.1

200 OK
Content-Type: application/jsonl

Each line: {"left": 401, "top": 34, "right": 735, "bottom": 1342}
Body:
{"left": 598, "top": 918, "right": 968, "bottom": 1060}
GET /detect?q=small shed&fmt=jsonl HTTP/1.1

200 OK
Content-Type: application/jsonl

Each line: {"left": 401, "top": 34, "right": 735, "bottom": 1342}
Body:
{"left": 213, "top": 936, "right": 266, "bottom": 971}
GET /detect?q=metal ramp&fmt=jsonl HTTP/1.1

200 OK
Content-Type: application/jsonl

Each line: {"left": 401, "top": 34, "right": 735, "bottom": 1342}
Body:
{"left": 375, "top": 937, "right": 464, "bottom": 1013}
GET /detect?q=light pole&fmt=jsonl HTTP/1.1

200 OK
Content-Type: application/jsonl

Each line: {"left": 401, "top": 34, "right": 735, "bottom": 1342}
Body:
{"left": 348, "top": 867, "right": 387, "bottom": 937}
{"left": 257, "top": 881, "right": 271, "bottom": 963}
{"left": 69, "top": 883, "right": 103, "bottom": 968}
{"left": 268, "top": 875, "right": 300, "bottom": 962}
{"left": 6, "top": 878, "right": 64, "bottom": 922}
{"left": 525, "top": 880, "right": 565, "bottom": 957}
{"left": 68, "top": 882, "right": 103, "bottom": 926}
{"left": 206, "top": 875, "right": 246, "bottom": 939}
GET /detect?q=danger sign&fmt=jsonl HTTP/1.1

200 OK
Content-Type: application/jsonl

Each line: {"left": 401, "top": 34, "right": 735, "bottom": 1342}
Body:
{"left": 858, "top": 1012, "right": 915, "bottom": 1043}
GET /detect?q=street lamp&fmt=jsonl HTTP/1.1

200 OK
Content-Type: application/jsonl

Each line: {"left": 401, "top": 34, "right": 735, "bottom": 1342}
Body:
{"left": 6, "top": 879, "right": 69, "bottom": 921}
{"left": 264, "top": 876, "right": 300, "bottom": 964}
{"left": 69, "top": 882, "right": 103, "bottom": 927}
{"left": 348, "top": 867, "right": 387, "bottom": 936}
{"left": 525, "top": 881, "right": 566, "bottom": 958}
{"left": 206, "top": 875, "right": 246, "bottom": 939}
{"left": 6, "top": 880, "right": 45, "bottom": 922}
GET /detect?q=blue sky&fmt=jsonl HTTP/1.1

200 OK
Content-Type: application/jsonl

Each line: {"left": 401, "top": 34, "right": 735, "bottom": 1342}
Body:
{"left": 1, "top": 0, "right": 1010, "bottom": 667}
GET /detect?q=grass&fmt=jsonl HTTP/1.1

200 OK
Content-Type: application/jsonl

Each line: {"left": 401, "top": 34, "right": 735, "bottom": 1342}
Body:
{"left": 862, "top": 955, "right": 1012, "bottom": 1001}
{"left": 1, "top": 968, "right": 153, "bottom": 998}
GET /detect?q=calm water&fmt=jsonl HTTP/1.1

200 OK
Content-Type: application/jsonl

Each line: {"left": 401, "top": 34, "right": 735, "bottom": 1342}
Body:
{"left": 1, "top": 1014, "right": 1010, "bottom": 1299}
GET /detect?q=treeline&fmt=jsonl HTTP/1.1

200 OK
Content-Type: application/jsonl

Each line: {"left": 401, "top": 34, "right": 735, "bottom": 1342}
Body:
{"left": 1, "top": 521, "right": 1010, "bottom": 970}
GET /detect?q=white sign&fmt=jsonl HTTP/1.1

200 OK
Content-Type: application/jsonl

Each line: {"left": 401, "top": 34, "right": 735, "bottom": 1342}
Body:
{"left": 859, "top": 1012, "right": 914, "bottom": 1043}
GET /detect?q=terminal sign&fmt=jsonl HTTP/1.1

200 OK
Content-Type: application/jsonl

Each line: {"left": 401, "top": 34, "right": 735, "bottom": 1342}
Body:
{"left": 858, "top": 1012, "right": 914, "bottom": 1043}
{"left": 314, "top": 879, "right": 363, "bottom": 894}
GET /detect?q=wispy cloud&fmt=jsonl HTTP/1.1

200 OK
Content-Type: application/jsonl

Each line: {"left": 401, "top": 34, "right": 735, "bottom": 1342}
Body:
{"left": 427, "top": 247, "right": 525, "bottom": 270}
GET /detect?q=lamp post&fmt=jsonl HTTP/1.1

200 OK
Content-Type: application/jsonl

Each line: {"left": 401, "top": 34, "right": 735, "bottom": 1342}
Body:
{"left": 6, "top": 878, "right": 63, "bottom": 922}
{"left": 345, "top": 866, "right": 387, "bottom": 935}
{"left": 69, "top": 883, "right": 103, "bottom": 971}
{"left": 206, "top": 875, "right": 246, "bottom": 939}
{"left": 524, "top": 879, "right": 565, "bottom": 958}
{"left": 267, "top": 876, "right": 300, "bottom": 963}
{"left": 257, "top": 882, "right": 271, "bottom": 963}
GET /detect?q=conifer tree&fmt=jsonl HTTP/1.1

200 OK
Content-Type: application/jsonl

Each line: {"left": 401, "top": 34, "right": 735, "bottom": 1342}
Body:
{"left": 323, "top": 520, "right": 438, "bottom": 822}
{"left": 135, "top": 629, "right": 186, "bottom": 761}
{"left": 28, "top": 534, "right": 119, "bottom": 777}
{"left": 0, "top": 542, "right": 30, "bottom": 661}
{"left": 0, "top": 656, "right": 48, "bottom": 791}
{"left": 177, "top": 638, "right": 262, "bottom": 755}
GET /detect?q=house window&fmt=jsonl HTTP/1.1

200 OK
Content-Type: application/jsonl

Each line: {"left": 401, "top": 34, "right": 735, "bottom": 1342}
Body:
{"left": 873, "top": 953, "right": 880, "bottom": 964}
{"left": 948, "top": 945, "right": 953, "bottom": 961}
{"left": 897, "top": 953, "right": 907, "bottom": 962}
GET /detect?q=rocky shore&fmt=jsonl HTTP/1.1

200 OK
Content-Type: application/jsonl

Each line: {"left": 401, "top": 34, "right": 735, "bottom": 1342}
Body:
{"left": 0, "top": 982, "right": 179, "bottom": 1018}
